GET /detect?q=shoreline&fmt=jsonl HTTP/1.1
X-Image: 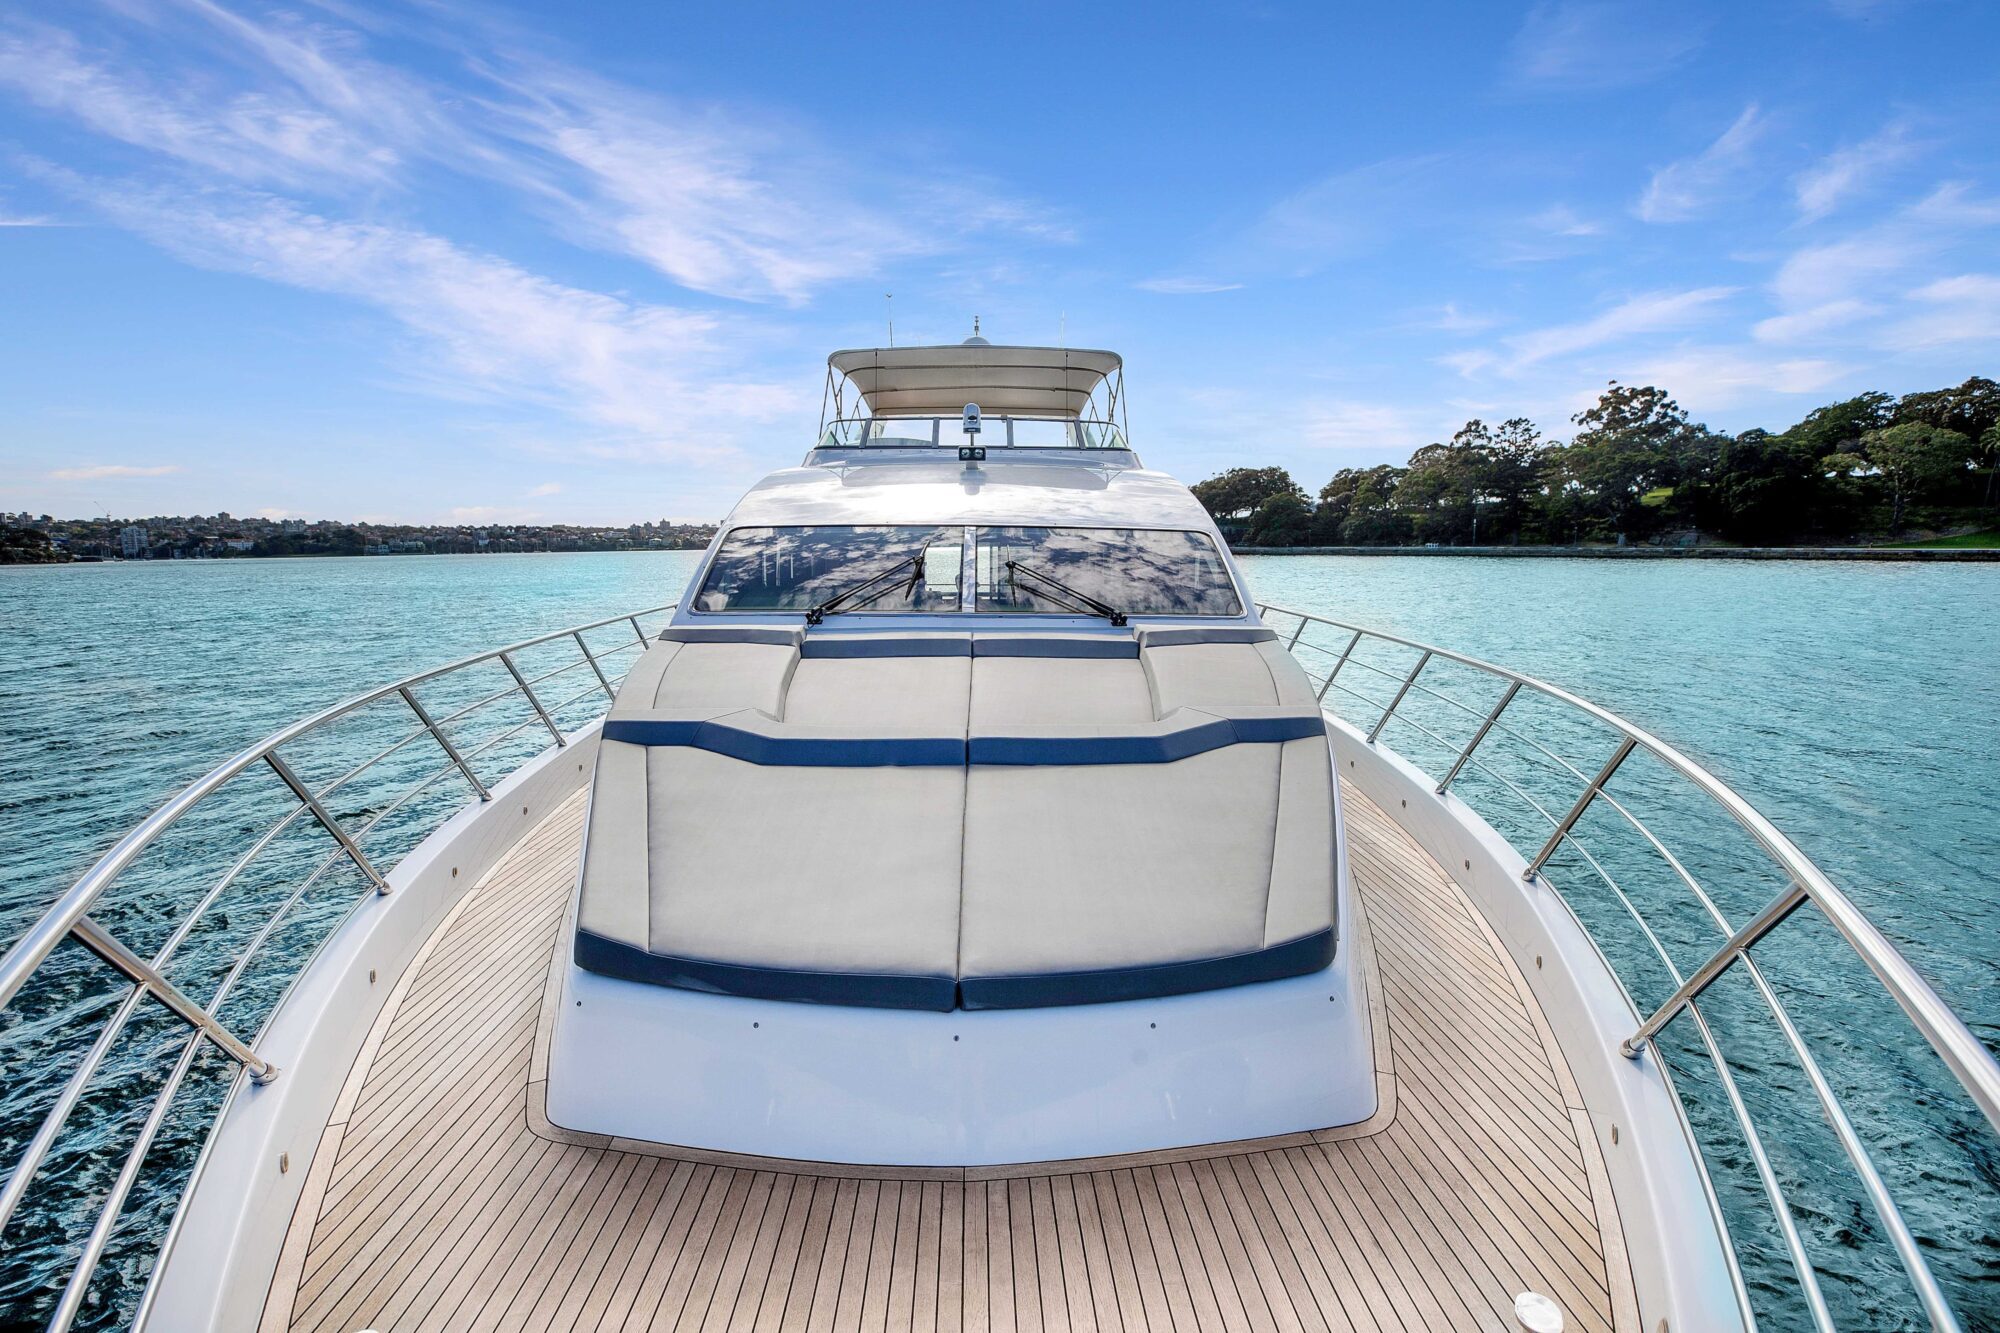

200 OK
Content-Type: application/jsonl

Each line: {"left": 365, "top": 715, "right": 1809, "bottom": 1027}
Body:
{"left": 1231, "top": 544, "right": 2000, "bottom": 562}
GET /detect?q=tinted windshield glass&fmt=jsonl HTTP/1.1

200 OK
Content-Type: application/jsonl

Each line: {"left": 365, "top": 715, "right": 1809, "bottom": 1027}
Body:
{"left": 695, "top": 525, "right": 964, "bottom": 613}
{"left": 975, "top": 528, "right": 1241, "bottom": 617}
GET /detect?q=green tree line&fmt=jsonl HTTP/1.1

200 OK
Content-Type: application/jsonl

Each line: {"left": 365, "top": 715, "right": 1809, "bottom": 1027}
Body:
{"left": 1194, "top": 377, "right": 1999, "bottom": 548}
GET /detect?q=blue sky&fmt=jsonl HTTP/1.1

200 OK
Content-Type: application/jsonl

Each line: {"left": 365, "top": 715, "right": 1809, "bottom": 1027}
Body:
{"left": 2, "top": 0, "right": 1996, "bottom": 524}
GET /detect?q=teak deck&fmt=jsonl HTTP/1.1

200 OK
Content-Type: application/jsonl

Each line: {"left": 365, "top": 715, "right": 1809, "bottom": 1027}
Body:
{"left": 262, "top": 783, "right": 1639, "bottom": 1333}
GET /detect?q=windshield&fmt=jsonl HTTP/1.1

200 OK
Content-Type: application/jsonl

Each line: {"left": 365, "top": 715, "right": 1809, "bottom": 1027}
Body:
{"left": 975, "top": 527, "right": 1241, "bottom": 616}
{"left": 694, "top": 525, "right": 1239, "bottom": 617}
{"left": 693, "top": 525, "right": 964, "bottom": 613}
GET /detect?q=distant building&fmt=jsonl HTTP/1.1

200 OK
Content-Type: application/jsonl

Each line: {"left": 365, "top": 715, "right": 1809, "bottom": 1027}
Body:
{"left": 281, "top": 519, "right": 307, "bottom": 535}
{"left": 119, "top": 525, "right": 150, "bottom": 558}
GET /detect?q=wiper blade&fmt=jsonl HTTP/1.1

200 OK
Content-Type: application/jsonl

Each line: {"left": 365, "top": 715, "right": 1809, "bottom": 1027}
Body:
{"left": 805, "top": 545, "right": 928, "bottom": 624}
{"left": 1004, "top": 559, "right": 1127, "bottom": 626}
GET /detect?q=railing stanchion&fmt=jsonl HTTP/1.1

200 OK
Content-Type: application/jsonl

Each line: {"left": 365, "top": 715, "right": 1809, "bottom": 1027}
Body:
{"left": 1438, "top": 681, "right": 1520, "bottom": 794}
{"left": 264, "top": 752, "right": 392, "bottom": 894}
{"left": 1367, "top": 650, "right": 1431, "bottom": 743}
{"left": 501, "top": 651, "right": 565, "bottom": 747}
{"left": 628, "top": 616, "right": 650, "bottom": 647}
{"left": 1622, "top": 882, "right": 1810, "bottom": 1056}
{"left": 399, "top": 686, "right": 491, "bottom": 801}
{"left": 1523, "top": 736, "right": 1636, "bottom": 880}
{"left": 1317, "top": 629, "right": 1364, "bottom": 701}
{"left": 1287, "top": 616, "right": 1306, "bottom": 650}
{"left": 69, "top": 917, "right": 276, "bottom": 1083}
{"left": 574, "top": 631, "right": 614, "bottom": 698}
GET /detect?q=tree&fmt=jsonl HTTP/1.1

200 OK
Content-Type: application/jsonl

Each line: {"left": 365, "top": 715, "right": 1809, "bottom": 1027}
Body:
{"left": 1316, "top": 466, "right": 1410, "bottom": 545}
{"left": 1244, "top": 492, "right": 1317, "bottom": 546}
{"left": 1190, "top": 467, "right": 1306, "bottom": 526}
{"left": 1557, "top": 384, "right": 1715, "bottom": 540}
{"left": 1892, "top": 377, "right": 1999, "bottom": 441}
{"left": 1786, "top": 393, "right": 1893, "bottom": 457}
{"left": 1862, "top": 422, "right": 1975, "bottom": 530}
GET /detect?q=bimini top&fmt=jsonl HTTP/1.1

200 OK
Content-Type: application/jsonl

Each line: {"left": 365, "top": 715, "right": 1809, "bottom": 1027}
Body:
{"left": 829, "top": 343, "right": 1122, "bottom": 418}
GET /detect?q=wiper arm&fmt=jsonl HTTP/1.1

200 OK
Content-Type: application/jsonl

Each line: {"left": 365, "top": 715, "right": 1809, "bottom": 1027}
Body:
{"left": 1004, "top": 560, "right": 1127, "bottom": 626}
{"left": 805, "top": 545, "right": 928, "bottom": 624}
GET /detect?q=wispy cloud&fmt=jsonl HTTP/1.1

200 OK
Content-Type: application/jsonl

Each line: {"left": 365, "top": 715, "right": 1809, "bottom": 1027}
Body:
{"left": 0, "top": 6, "right": 1065, "bottom": 307}
{"left": 1298, "top": 401, "right": 1424, "bottom": 450}
{"left": 1507, "top": 2, "right": 1705, "bottom": 92}
{"left": 1249, "top": 156, "right": 1448, "bottom": 271}
{"left": 1419, "top": 303, "right": 1502, "bottom": 334}
{"left": 1636, "top": 104, "right": 1766, "bottom": 223}
{"left": 50, "top": 463, "right": 183, "bottom": 480}
{"left": 1795, "top": 118, "right": 1920, "bottom": 221}
{"left": 1752, "top": 299, "right": 1877, "bottom": 344}
{"left": 528, "top": 481, "right": 563, "bottom": 496}
{"left": 1501, "top": 287, "right": 1738, "bottom": 369}
{"left": 0, "top": 21, "right": 408, "bottom": 187}
{"left": 42, "top": 170, "right": 790, "bottom": 454}
{"left": 1528, "top": 205, "right": 1602, "bottom": 237}
{"left": 1135, "top": 277, "right": 1243, "bottom": 294}
{"left": 1885, "top": 273, "right": 2000, "bottom": 350}
{"left": 1625, "top": 347, "right": 1851, "bottom": 408}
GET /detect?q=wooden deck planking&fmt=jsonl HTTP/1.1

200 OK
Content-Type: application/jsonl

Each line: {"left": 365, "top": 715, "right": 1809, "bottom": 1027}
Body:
{"left": 267, "top": 781, "right": 1635, "bottom": 1333}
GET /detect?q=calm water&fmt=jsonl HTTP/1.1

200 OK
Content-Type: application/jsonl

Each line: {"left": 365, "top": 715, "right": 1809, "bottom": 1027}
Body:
{"left": 0, "top": 552, "right": 1995, "bottom": 1328}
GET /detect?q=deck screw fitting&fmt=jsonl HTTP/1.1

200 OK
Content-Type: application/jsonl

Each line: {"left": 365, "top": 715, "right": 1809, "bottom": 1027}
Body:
{"left": 451, "top": 867, "right": 458, "bottom": 878}
{"left": 1535, "top": 955, "right": 1543, "bottom": 969}
{"left": 1611, "top": 1125, "right": 1620, "bottom": 1145}
{"left": 752, "top": 1022, "right": 759, "bottom": 1028}
{"left": 279, "top": 1152, "right": 290, "bottom": 1174}
{"left": 1464, "top": 859, "right": 1471, "bottom": 871}
{"left": 522, "top": 805, "right": 529, "bottom": 816}
{"left": 369, "top": 969, "right": 376, "bottom": 984}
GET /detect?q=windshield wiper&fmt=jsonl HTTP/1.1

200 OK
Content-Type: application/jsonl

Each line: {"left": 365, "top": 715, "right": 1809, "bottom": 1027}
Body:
{"left": 1004, "top": 560, "right": 1127, "bottom": 626}
{"left": 805, "top": 545, "right": 928, "bottom": 624}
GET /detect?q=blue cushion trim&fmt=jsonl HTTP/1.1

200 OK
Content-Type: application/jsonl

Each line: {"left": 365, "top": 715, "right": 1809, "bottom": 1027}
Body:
{"left": 958, "top": 928, "right": 1335, "bottom": 1010}
{"left": 969, "top": 713, "right": 1324, "bottom": 765}
{"left": 801, "top": 636, "right": 972, "bottom": 658}
{"left": 601, "top": 718, "right": 962, "bottom": 766}
{"left": 972, "top": 637, "right": 1138, "bottom": 659}
{"left": 604, "top": 714, "right": 1322, "bottom": 766}
{"left": 658, "top": 626, "right": 799, "bottom": 646}
{"left": 576, "top": 927, "right": 1334, "bottom": 1011}
{"left": 1139, "top": 626, "right": 1280, "bottom": 647}
{"left": 575, "top": 929, "right": 958, "bottom": 1011}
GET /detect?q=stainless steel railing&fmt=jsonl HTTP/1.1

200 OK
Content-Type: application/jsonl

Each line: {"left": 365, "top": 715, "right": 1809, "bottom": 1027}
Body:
{"left": 1259, "top": 601, "right": 2000, "bottom": 1333}
{"left": 0, "top": 604, "right": 676, "bottom": 1332}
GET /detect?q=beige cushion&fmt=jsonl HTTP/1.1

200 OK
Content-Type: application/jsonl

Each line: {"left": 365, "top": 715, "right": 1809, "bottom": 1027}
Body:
{"left": 969, "top": 657, "right": 1155, "bottom": 729}
{"left": 643, "top": 748, "right": 964, "bottom": 976}
{"left": 958, "top": 743, "right": 1284, "bottom": 977}
{"left": 784, "top": 656, "right": 972, "bottom": 733}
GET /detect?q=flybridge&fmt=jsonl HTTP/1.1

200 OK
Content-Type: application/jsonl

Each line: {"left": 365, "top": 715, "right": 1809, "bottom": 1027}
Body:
{"left": 816, "top": 334, "right": 1131, "bottom": 455}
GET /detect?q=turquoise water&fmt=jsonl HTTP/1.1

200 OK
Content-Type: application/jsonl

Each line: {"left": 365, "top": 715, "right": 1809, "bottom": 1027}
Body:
{"left": 0, "top": 552, "right": 1995, "bottom": 1328}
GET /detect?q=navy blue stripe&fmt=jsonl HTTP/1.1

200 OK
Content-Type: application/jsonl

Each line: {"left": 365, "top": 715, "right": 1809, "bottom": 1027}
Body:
{"left": 1139, "top": 627, "right": 1279, "bottom": 647}
{"left": 659, "top": 626, "right": 799, "bottom": 646}
{"left": 958, "top": 928, "right": 1335, "bottom": 1010}
{"left": 575, "top": 930, "right": 958, "bottom": 1011}
{"left": 972, "top": 637, "right": 1138, "bottom": 659}
{"left": 802, "top": 636, "right": 971, "bottom": 658}
{"left": 969, "top": 712, "right": 1324, "bottom": 765}
{"left": 602, "top": 718, "right": 962, "bottom": 766}
{"left": 604, "top": 713, "right": 1322, "bottom": 766}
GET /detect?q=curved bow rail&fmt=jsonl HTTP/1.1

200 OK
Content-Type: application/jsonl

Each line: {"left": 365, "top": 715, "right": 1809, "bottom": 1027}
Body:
{"left": 0, "top": 605, "right": 676, "bottom": 1332}
{"left": 1258, "top": 602, "right": 1999, "bottom": 1333}
{"left": 1, "top": 602, "right": 1994, "bottom": 1331}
